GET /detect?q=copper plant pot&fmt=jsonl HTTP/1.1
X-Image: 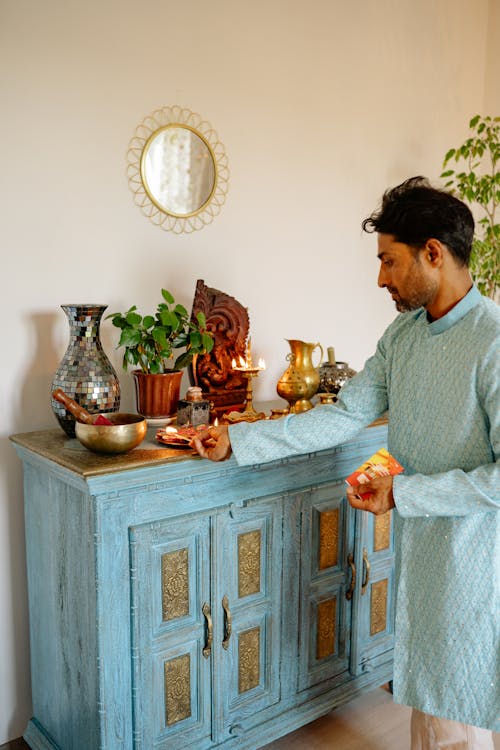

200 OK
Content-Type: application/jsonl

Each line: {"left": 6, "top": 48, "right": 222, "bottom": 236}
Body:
{"left": 132, "top": 370, "right": 183, "bottom": 418}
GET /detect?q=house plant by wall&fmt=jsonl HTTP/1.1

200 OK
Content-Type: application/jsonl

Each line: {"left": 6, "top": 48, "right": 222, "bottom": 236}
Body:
{"left": 107, "top": 289, "right": 214, "bottom": 419}
{"left": 440, "top": 114, "right": 499, "bottom": 299}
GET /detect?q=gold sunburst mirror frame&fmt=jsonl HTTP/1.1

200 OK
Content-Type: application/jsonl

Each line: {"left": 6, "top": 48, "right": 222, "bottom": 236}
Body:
{"left": 127, "top": 105, "right": 229, "bottom": 234}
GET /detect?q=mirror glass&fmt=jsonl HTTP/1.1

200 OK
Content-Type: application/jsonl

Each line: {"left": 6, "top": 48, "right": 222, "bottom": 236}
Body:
{"left": 127, "top": 105, "right": 229, "bottom": 234}
{"left": 141, "top": 125, "right": 216, "bottom": 217}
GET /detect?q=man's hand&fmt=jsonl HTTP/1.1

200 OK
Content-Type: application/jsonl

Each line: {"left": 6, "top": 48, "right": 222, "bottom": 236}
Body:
{"left": 191, "top": 424, "right": 232, "bottom": 462}
{"left": 346, "top": 475, "right": 395, "bottom": 515}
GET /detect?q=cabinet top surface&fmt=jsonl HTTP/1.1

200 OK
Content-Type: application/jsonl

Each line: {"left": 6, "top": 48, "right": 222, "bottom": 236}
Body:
{"left": 10, "top": 416, "right": 387, "bottom": 480}
{"left": 10, "top": 427, "right": 198, "bottom": 477}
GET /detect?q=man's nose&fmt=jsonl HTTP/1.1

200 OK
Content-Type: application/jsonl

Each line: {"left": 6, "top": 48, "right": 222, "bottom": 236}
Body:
{"left": 378, "top": 266, "right": 388, "bottom": 287}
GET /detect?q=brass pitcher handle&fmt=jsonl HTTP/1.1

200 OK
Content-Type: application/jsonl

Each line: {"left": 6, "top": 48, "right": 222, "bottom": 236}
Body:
{"left": 361, "top": 548, "right": 371, "bottom": 595}
{"left": 222, "top": 595, "right": 232, "bottom": 650}
{"left": 313, "top": 343, "right": 324, "bottom": 368}
{"left": 202, "top": 602, "right": 213, "bottom": 658}
{"left": 346, "top": 553, "right": 356, "bottom": 600}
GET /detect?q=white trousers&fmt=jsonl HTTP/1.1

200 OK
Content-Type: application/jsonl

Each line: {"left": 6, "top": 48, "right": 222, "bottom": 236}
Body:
{"left": 411, "top": 709, "right": 494, "bottom": 750}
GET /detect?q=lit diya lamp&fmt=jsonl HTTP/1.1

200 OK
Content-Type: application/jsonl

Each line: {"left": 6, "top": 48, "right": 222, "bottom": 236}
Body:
{"left": 224, "top": 339, "right": 267, "bottom": 423}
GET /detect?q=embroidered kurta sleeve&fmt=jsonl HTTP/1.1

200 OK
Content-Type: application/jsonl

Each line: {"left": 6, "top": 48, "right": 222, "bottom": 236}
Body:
{"left": 229, "top": 334, "right": 390, "bottom": 467}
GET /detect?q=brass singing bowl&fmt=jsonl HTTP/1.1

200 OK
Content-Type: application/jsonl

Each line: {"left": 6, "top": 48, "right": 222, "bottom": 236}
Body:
{"left": 75, "top": 413, "right": 147, "bottom": 454}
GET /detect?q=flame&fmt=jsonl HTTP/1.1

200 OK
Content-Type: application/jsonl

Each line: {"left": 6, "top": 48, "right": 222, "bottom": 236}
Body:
{"left": 214, "top": 417, "right": 219, "bottom": 427}
{"left": 258, "top": 358, "right": 266, "bottom": 369}
{"left": 239, "top": 355, "right": 247, "bottom": 368}
{"left": 231, "top": 358, "right": 236, "bottom": 368}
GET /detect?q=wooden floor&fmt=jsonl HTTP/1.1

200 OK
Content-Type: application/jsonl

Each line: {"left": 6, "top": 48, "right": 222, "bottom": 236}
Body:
{"left": 2, "top": 689, "right": 499, "bottom": 749}
{"left": 261, "top": 687, "right": 500, "bottom": 750}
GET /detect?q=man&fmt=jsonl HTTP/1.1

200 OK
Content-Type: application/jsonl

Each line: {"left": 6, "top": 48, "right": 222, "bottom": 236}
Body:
{"left": 193, "top": 177, "right": 499, "bottom": 750}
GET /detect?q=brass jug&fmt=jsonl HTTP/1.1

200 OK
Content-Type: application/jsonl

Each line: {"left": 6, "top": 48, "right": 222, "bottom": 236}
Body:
{"left": 276, "top": 339, "right": 324, "bottom": 413}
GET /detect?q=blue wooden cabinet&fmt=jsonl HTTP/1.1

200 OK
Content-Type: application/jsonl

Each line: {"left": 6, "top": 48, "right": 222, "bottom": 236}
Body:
{"left": 11, "top": 421, "right": 394, "bottom": 750}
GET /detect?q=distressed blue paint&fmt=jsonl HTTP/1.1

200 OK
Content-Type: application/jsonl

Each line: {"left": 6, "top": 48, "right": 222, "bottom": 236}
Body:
{"left": 12, "top": 423, "right": 392, "bottom": 750}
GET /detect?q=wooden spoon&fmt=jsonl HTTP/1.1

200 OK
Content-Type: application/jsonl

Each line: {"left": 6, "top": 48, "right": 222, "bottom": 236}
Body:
{"left": 52, "top": 388, "right": 113, "bottom": 425}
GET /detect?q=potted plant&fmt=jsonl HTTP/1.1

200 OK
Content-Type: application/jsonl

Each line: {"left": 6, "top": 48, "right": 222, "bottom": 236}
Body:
{"left": 440, "top": 114, "right": 499, "bottom": 299}
{"left": 107, "top": 289, "right": 214, "bottom": 419}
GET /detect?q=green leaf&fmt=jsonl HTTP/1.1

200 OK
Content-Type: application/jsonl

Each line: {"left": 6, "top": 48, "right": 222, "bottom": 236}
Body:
{"left": 126, "top": 312, "right": 142, "bottom": 326}
{"left": 174, "top": 304, "right": 188, "bottom": 316}
{"left": 190, "top": 331, "right": 202, "bottom": 347}
{"left": 196, "top": 311, "right": 207, "bottom": 327}
{"left": 202, "top": 333, "right": 214, "bottom": 352}
{"left": 161, "top": 289, "right": 175, "bottom": 304}
{"left": 174, "top": 351, "right": 193, "bottom": 369}
{"left": 119, "top": 328, "right": 141, "bottom": 347}
{"left": 152, "top": 327, "right": 169, "bottom": 349}
{"left": 143, "top": 315, "right": 155, "bottom": 329}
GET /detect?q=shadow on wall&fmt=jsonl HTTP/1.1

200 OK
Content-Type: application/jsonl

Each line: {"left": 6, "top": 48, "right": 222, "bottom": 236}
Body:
{"left": 16, "top": 312, "right": 62, "bottom": 432}
{"left": 2, "top": 311, "right": 62, "bottom": 739}
{"left": 1, "top": 435, "right": 32, "bottom": 739}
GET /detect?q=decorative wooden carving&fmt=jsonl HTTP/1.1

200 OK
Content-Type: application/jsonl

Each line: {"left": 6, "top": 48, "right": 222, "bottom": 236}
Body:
{"left": 190, "top": 279, "right": 249, "bottom": 416}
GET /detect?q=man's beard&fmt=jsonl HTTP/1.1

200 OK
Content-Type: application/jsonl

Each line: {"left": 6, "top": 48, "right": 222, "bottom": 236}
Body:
{"left": 388, "top": 262, "right": 438, "bottom": 313}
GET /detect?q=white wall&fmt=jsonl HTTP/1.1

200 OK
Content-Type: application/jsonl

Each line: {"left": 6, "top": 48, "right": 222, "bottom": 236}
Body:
{"left": 486, "top": 0, "right": 500, "bottom": 111}
{"left": 0, "top": 0, "right": 494, "bottom": 742}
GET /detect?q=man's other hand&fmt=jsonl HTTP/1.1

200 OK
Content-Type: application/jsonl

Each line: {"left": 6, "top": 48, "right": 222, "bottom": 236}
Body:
{"left": 346, "top": 475, "right": 395, "bottom": 515}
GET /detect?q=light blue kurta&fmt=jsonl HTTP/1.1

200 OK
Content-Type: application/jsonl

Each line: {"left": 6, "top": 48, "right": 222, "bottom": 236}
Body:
{"left": 229, "top": 286, "right": 499, "bottom": 731}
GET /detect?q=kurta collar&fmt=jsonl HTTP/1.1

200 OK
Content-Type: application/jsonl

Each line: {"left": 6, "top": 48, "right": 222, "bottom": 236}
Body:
{"left": 427, "top": 285, "right": 481, "bottom": 335}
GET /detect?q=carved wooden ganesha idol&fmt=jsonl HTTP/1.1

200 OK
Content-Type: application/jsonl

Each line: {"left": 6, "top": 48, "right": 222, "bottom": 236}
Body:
{"left": 190, "top": 279, "right": 250, "bottom": 416}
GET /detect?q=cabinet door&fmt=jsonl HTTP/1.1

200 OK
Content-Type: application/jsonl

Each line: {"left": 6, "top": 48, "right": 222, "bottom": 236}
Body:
{"left": 297, "top": 482, "right": 354, "bottom": 694}
{"left": 213, "top": 495, "right": 283, "bottom": 741}
{"left": 129, "top": 514, "right": 212, "bottom": 749}
{"left": 350, "top": 510, "right": 395, "bottom": 676}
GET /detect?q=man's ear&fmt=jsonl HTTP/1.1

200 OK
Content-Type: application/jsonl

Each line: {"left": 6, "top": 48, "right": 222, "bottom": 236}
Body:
{"left": 424, "top": 238, "right": 444, "bottom": 267}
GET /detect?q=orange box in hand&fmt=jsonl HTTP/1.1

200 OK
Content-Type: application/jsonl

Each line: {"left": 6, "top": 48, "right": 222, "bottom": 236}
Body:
{"left": 345, "top": 448, "right": 404, "bottom": 499}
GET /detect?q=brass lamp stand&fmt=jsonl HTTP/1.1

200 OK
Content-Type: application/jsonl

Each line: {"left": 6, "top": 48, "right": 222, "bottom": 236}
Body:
{"left": 223, "top": 340, "right": 266, "bottom": 423}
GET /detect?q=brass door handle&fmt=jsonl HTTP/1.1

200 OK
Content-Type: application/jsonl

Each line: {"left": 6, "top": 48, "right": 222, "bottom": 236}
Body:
{"left": 346, "top": 553, "right": 356, "bottom": 600}
{"left": 202, "top": 602, "right": 213, "bottom": 658}
{"left": 361, "top": 547, "right": 371, "bottom": 595}
{"left": 222, "top": 595, "right": 232, "bottom": 649}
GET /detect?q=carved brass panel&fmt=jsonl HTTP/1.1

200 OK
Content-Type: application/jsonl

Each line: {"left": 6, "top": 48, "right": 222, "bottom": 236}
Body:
{"left": 318, "top": 508, "right": 339, "bottom": 569}
{"left": 164, "top": 653, "right": 191, "bottom": 726}
{"left": 370, "top": 579, "right": 388, "bottom": 635}
{"left": 316, "top": 598, "right": 336, "bottom": 659}
{"left": 238, "top": 627, "right": 260, "bottom": 693}
{"left": 374, "top": 512, "right": 391, "bottom": 552}
{"left": 162, "top": 548, "right": 189, "bottom": 621}
{"left": 238, "top": 530, "right": 261, "bottom": 598}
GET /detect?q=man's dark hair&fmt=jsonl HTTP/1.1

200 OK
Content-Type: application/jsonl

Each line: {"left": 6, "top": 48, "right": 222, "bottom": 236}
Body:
{"left": 362, "top": 176, "right": 474, "bottom": 266}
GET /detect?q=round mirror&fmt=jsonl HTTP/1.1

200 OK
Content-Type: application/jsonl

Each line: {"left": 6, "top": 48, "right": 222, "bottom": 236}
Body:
{"left": 141, "top": 125, "right": 215, "bottom": 217}
{"left": 127, "top": 106, "right": 229, "bottom": 233}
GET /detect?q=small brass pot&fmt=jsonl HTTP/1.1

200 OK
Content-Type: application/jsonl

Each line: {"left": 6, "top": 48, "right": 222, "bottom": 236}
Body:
{"left": 75, "top": 413, "right": 147, "bottom": 454}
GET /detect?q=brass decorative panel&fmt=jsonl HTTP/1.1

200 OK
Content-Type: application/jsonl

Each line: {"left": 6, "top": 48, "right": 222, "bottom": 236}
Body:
{"left": 370, "top": 579, "right": 388, "bottom": 635}
{"left": 374, "top": 512, "right": 391, "bottom": 552}
{"left": 238, "top": 627, "right": 260, "bottom": 693}
{"left": 161, "top": 548, "right": 189, "bottom": 621}
{"left": 238, "top": 530, "right": 261, "bottom": 598}
{"left": 164, "top": 653, "right": 191, "bottom": 726}
{"left": 316, "top": 598, "right": 336, "bottom": 659}
{"left": 318, "top": 508, "right": 339, "bottom": 569}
